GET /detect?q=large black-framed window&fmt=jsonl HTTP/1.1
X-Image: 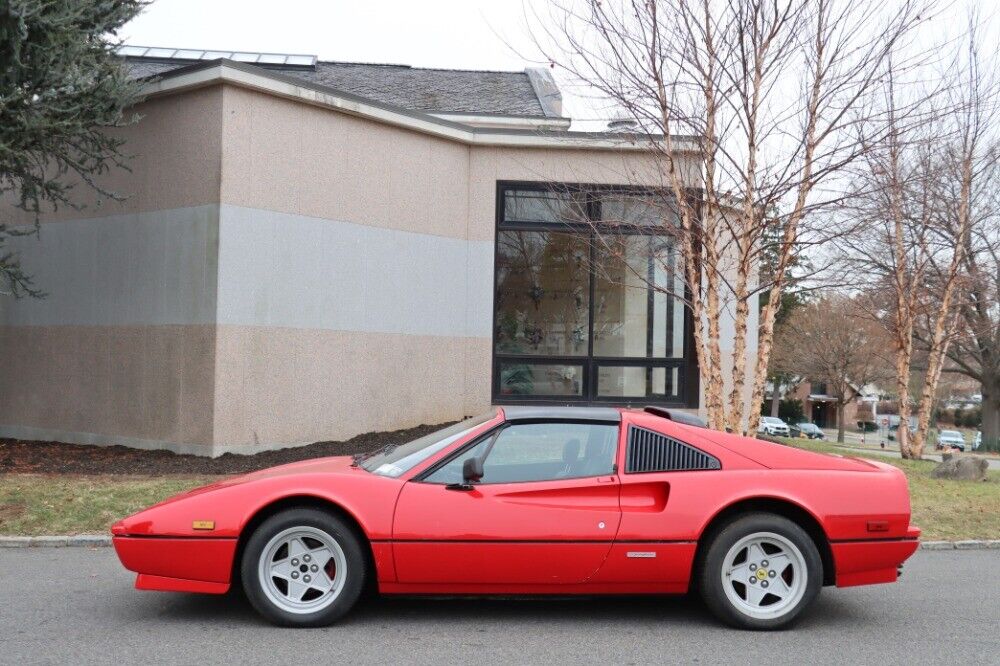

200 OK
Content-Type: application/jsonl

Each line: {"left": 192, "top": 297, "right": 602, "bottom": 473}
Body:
{"left": 492, "top": 182, "right": 699, "bottom": 407}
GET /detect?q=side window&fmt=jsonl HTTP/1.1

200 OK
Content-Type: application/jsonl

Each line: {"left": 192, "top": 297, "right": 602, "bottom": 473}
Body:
{"left": 424, "top": 422, "right": 618, "bottom": 484}
{"left": 423, "top": 436, "right": 493, "bottom": 485}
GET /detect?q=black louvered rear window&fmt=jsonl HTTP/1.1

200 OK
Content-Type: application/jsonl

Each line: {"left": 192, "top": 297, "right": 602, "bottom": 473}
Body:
{"left": 625, "top": 427, "right": 721, "bottom": 473}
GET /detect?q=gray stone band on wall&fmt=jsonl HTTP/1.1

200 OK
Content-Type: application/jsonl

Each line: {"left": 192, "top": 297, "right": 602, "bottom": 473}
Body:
{"left": 0, "top": 206, "right": 220, "bottom": 327}
{"left": 0, "top": 204, "right": 494, "bottom": 339}
{"left": 216, "top": 204, "right": 494, "bottom": 337}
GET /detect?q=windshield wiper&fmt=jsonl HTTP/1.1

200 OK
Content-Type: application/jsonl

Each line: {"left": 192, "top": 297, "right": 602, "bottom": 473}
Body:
{"left": 350, "top": 442, "right": 398, "bottom": 467}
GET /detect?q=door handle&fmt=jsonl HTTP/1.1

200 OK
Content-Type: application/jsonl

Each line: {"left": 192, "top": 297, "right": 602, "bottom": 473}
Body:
{"left": 595, "top": 476, "right": 617, "bottom": 484}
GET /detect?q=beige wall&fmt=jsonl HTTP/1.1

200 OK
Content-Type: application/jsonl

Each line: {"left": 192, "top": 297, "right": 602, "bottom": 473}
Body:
{"left": 8, "top": 87, "right": 224, "bottom": 227}
{"left": 1, "top": 79, "right": 709, "bottom": 455}
{"left": 212, "top": 327, "right": 490, "bottom": 449}
{"left": 219, "top": 86, "right": 471, "bottom": 239}
{"left": 0, "top": 87, "right": 225, "bottom": 455}
{"left": 0, "top": 325, "right": 216, "bottom": 450}
{"left": 208, "top": 85, "right": 698, "bottom": 452}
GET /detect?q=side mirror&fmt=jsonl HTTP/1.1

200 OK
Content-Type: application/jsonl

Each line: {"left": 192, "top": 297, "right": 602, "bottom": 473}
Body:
{"left": 462, "top": 457, "right": 484, "bottom": 483}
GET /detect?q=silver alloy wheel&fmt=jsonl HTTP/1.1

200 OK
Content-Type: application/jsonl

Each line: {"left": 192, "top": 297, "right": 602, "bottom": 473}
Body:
{"left": 721, "top": 531, "right": 808, "bottom": 620}
{"left": 257, "top": 526, "right": 348, "bottom": 615}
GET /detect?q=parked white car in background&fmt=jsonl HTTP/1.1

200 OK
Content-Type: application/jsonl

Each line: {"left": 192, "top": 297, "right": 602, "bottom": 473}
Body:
{"left": 936, "top": 430, "right": 966, "bottom": 452}
{"left": 758, "top": 416, "right": 791, "bottom": 437}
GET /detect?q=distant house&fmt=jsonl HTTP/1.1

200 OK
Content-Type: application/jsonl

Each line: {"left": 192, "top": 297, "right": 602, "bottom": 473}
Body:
{"left": 0, "top": 46, "right": 755, "bottom": 456}
{"left": 787, "top": 381, "right": 880, "bottom": 429}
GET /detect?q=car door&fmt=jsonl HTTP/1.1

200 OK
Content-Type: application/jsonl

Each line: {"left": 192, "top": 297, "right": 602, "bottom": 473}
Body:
{"left": 391, "top": 419, "right": 622, "bottom": 586}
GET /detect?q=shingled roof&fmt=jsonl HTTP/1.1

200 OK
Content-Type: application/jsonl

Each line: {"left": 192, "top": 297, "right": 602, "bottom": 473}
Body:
{"left": 122, "top": 49, "right": 560, "bottom": 119}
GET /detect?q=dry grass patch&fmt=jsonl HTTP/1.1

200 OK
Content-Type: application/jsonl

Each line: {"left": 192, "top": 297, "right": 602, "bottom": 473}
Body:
{"left": 0, "top": 474, "right": 220, "bottom": 536}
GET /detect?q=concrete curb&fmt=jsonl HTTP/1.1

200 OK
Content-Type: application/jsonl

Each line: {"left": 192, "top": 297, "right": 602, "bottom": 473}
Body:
{"left": 1, "top": 536, "right": 999, "bottom": 550}
{"left": 0, "top": 535, "right": 111, "bottom": 548}
{"left": 920, "top": 540, "right": 1000, "bottom": 550}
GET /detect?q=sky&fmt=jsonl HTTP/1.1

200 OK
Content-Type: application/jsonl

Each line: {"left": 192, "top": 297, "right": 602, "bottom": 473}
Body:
{"left": 122, "top": 1, "right": 542, "bottom": 71}
{"left": 122, "top": 0, "right": 999, "bottom": 128}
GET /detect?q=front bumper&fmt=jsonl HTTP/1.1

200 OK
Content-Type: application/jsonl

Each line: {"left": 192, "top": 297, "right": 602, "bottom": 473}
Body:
{"left": 113, "top": 536, "right": 237, "bottom": 594}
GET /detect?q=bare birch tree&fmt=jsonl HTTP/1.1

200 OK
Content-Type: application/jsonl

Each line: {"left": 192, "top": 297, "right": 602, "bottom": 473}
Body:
{"left": 843, "top": 18, "right": 997, "bottom": 458}
{"left": 529, "top": 0, "right": 930, "bottom": 432}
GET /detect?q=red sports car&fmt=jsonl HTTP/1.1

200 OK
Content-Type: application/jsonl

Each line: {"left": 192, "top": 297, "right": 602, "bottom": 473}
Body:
{"left": 112, "top": 406, "right": 920, "bottom": 630}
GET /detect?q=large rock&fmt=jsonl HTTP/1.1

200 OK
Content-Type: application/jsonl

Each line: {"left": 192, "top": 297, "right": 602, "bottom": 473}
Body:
{"left": 930, "top": 455, "right": 989, "bottom": 481}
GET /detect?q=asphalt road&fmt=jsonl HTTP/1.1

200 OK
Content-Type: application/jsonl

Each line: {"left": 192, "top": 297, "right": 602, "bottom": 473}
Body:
{"left": 1, "top": 548, "right": 997, "bottom": 665}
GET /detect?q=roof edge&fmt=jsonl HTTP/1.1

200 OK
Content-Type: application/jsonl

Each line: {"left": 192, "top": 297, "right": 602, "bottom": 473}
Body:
{"left": 136, "top": 59, "right": 698, "bottom": 152}
{"left": 524, "top": 67, "right": 563, "bottom": 118}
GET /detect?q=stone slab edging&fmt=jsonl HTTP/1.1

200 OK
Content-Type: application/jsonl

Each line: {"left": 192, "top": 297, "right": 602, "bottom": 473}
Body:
{"left": 0, "top": 535, "right": 112, "bottom": 547}
{"left": 1, "top": 536, "right": 999, "bottom": 550}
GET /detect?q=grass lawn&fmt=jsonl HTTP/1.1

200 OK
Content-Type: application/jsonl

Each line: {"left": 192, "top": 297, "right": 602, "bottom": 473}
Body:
{"left": 0, "top": 474, "right": 220, "bottom": 536}
{"left": 779, "top": 438, "right": 1000, "bottom": 541}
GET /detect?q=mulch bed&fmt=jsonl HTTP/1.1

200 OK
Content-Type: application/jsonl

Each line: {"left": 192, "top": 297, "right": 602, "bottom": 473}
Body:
{"left": 0, "top": 423, "right": 449, "bottom": 475}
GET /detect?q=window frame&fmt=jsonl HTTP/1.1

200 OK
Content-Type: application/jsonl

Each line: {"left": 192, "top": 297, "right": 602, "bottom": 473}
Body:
{"left": 414, "top": 419, "right": 621, "bottom": 485}
{"left": 492, "top": 181, "right": 700, "bottom": 408}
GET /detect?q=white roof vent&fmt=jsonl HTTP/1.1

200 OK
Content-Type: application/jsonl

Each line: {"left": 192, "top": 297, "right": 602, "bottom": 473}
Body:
{"left": 607, "top": 114, "right": 640, "bottom": 131}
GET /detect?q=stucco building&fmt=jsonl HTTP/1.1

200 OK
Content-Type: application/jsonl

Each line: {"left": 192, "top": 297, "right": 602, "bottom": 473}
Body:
{"left": 0, "top": 47, "right": 751, "bottom": 456}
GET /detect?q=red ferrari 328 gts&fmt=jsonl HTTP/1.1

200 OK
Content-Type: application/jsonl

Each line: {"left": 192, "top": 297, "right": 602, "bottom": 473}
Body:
{"left": 112, "top": 406, "right": 920, "bottom": 630}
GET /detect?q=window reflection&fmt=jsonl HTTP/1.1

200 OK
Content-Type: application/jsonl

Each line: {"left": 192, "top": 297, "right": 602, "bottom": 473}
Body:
{"left": 597, "top": 366, "right": 680, "bottom": 398}
{"left": 503, "top": 190, "right": 586, "bottom": 224}
{"left": 498, "top": 363, "right": 583, "bottom": 397}
{"left": 495, "top": 231, "right": 589, "bottom": 356}
{"left": 593, "top": 235, "right": 685, "bottom": 359}
{"left": 600, "top": 194, "right": 676, "bottom": 228}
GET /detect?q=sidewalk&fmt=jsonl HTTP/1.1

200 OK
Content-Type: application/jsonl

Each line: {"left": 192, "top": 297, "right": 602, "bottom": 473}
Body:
{"left": 816, "top": 434, "right": 1000, "bottom": 471}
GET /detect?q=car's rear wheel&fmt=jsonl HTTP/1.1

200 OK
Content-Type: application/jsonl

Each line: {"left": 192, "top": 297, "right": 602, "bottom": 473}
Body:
{"left": 699, "top": 513, "right": 821, "bottom": 630}
{"left": 241, "top": 507, "right": 366, "bottom": 627}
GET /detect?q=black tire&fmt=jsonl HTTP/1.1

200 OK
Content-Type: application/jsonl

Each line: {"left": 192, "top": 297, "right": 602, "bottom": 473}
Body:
{"left": 698, "top": 513, "right": 822, "bottom": 630}
{"left": 241, "top": 507, "right": 367, "bottom": 627}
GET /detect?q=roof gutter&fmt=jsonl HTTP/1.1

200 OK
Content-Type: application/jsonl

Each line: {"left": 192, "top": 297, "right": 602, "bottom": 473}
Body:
{"left": 138, "top": 60, "right": 699, "bottom": 153}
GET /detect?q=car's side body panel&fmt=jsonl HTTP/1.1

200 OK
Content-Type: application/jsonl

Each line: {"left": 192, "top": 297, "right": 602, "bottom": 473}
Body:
{"left": 392, "top": 474, "right": 621, "bottom": 584}
{"left": 111, "top": 408, "right": 920, "bottom": 598}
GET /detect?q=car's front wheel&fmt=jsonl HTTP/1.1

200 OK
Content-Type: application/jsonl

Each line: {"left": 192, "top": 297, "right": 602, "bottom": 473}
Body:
{"left": 699, "top": 513, "right": 822, "bottom": 630}
{"left": 241, "top": 507, "right": 367, "bottom": 627}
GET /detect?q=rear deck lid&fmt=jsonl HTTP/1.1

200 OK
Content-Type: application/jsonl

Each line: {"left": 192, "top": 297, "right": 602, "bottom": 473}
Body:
{"left": 705, "top": 434, "right": 880, "bottom": 471}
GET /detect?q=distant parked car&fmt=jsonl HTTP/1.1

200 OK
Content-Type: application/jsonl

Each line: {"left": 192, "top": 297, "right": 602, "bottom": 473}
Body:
{"left": 935, "top": 430, "right": 966, "bottom": 452}
{"left": 973, "top": 432, "right": 981, "bottom": 450}
{"left": 757, "top": 416, "right": 790, "bottom": 437}
{"left": 793, "top": 423, "right": 826, "bottom": 440}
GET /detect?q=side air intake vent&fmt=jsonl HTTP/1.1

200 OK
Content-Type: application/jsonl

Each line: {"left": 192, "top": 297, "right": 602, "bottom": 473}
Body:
{"left": 626, "top": 427, "right": 721, "bottom": 473}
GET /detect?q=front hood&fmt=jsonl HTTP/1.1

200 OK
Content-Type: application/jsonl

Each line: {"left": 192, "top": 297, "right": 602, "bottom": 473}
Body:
{"left": 111, "top": 455, "right": 361, "bottom": 537}
{"left": 238, "top": 455, "right": 355, "bottom": 480}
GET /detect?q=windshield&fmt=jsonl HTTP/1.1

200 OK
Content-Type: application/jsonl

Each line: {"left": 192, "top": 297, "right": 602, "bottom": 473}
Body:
{"left": 763, "top": 417, "right": 783, "bottom": 424}
{"left": 940, "top": 431, "right": 962, "bottom": 438}
{"left": 359, "top": 412, "right": 496, "bottom": 477}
